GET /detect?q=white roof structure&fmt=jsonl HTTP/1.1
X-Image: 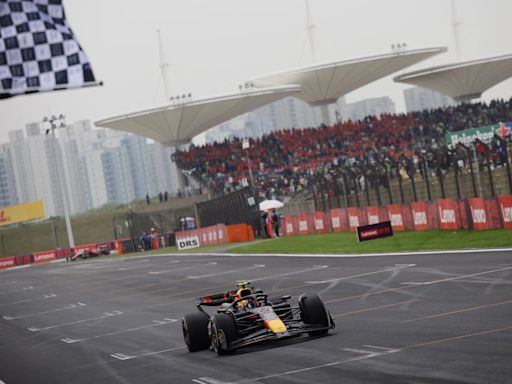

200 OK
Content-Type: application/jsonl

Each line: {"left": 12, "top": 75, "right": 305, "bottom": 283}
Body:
{"left": 394, "top": 54, "right": 512, "bottom": 102}
{"left": 249, "top": 47, "right": 447, "bottom": 106}
{"left": 95, "top": 85, "right": 301, "bottom": 146}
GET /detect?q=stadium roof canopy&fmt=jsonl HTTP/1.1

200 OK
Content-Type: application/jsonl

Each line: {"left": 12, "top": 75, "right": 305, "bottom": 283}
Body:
{"left": 249, "top": 47, "right": 447, "bottom": 106}
{"left": 394, "top": 54, "right": 512, "bottom": 102}
{"left": 95, "top": 85, "right": 301, "bottom": 146}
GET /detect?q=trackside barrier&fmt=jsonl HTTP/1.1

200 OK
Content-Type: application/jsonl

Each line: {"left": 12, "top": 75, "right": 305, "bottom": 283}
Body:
{"left": 313, "top": 211, "right": 330, "bottom": 234}
{"left": 2, "top": 195, "right": 511, "bottom": 267}
{"left": 176, "top": 224, "right": 228, "bottom": 248}
{"left": 410, "top": 201, "right": 428, "bottom": 231}
{"left": 498, "top": 195, "right": 512, "bottom": 229}
{"left": 329, "top": 208, "right": 349, "bottom": 232}
{"left": 15, "top": 254, "right": 32, "bottom": 266}
{"left": 282, "top": 215, "right": 298, "bottom": 236}
{"left": 0, "top": 257, "right": 16, "bottom": 270}
{"left": 32, "top": 250, "right": 57, "bottom": 263}
{"left": 226, "top": 224, "right": 252, "bottom": 242}
{"left": 297, "top": 213, "right": 313, "bottom": 235}
{"left": 467, "top": 198, "right": 489, "bottom": 230}
{"left": 366, "top": 206, "right": 380, "bottom": 225}
{"left": 387, "top": 204, "right": 405, "bottom": 231}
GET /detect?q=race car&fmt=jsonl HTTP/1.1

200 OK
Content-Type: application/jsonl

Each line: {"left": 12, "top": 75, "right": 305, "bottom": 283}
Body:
{"left": 182, "top": 281, "right": 335, "bottom": 355}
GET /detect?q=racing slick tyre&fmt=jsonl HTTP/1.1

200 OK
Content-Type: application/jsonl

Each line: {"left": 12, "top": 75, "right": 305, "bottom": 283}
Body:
{"left": 209, "top": 313, "right": 238, "bottom": 355}
{"left": 182, "top": 312, "right": 210, "bottom": 352}
{"left": 299, "top": 294, "right": 329, "bottom": 337}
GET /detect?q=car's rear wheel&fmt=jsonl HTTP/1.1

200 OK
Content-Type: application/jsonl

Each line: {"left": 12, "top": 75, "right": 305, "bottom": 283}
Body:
{"left": 299, "top": 294, "right": 329, "bottom": 336}
{"left": 209, "top": 313, "right": 238, "bottom": 355}
{"left": 182, "top": 312, "right": 210, "bottom": 352}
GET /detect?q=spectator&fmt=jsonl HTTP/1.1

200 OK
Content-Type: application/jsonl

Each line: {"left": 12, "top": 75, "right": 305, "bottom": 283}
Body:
{"left": 146, "top": 193, "right": 150, "bottom": 205}
{"left": 272, "top": 209, "right": 280, "bottom": 237}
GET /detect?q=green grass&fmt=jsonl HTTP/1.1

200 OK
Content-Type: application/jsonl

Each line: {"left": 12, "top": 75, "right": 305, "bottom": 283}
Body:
{"left": 224, "top": 230, "right": 512, "bottom": 254}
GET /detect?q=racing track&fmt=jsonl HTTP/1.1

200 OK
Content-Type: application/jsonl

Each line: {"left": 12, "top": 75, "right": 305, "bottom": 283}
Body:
{"left": 0, "top": 249, "right": 511, "bottom": 384}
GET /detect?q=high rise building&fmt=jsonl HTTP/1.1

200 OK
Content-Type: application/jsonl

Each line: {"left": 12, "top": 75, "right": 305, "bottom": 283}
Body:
{"left": 0, "top": 144, "right": 17, "bottom": 207}
{"left": 337, "top": 96, "right": 396, "bottom": 122}
{"left": 403, "top": 86, "right": 455, "bottom": 113}
{"left": 6, "top": 120, "right": 179, "bottom": 215}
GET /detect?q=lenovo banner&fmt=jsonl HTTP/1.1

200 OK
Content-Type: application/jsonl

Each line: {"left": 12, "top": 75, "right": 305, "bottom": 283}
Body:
{"left": 498, "top": 195, "right": 512, "bottom": 229}
{"left": 437, "top": 199, "right": 459, "bottom": 230}
{"left": 329, "top": 208, "right": 349, "bottom": 232}
{"left": 410, "top": 201, "right": 428, "bottom": 231}
{"left": 387, "top": 204, "right": 405, "bottom": 231}
{"left": 0, "top": 257, "right": 16, "bottom": 270}
{"left": 467, "top": 198, "right": 489, "bottom": 230}
{"left": 366, "top": 206, "right": 380, "bottom": 225}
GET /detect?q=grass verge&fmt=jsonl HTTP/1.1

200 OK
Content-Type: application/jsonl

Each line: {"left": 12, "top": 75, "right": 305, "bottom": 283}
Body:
{"left": 225, "top": 229, "right": 512, "bottom": 254}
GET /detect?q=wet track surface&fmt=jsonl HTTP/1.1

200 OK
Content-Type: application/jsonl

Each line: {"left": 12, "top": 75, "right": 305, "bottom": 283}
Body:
{"left": 0, "top": 249, "right": 511, "bottom": 384}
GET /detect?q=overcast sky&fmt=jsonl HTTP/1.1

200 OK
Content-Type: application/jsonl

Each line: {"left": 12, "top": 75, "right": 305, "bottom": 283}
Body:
{"left": 0, "top": 0, "right": 511, "bottom": 144}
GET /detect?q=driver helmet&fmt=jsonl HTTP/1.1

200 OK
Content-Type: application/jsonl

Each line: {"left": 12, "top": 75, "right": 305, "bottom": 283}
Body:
{"left": 236, "top": 287, "right": 254, "bottom": 309}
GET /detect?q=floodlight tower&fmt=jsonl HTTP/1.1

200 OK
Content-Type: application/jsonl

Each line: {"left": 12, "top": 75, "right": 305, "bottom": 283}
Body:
{"left": 451, "top": 0, "right": 462, "bottom": 60}
{"left": 157, "top": 29, "right": 171, "bottom": 101}
{"left": 305, "top": 0, "right": 330, "bottom": 125}
{"left": 305, "top": 0, "right": 317, "bottom": 64}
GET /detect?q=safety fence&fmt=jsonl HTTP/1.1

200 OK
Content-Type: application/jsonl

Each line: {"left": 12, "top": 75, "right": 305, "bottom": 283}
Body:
{"left": 281, "top": 195, "right": 512, "bottom": 236}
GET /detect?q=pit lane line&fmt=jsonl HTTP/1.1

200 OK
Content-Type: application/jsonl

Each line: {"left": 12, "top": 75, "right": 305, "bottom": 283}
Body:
{"left": 0, "top": 292, "right": 56, "bottom": 307}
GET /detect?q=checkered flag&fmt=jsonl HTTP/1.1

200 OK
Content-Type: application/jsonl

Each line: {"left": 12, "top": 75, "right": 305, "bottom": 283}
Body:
{"left": 0, "top": 0, "right": 97, "bottom": 99}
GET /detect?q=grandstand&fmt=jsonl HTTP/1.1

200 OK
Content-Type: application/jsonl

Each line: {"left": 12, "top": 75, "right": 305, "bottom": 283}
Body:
{"left": 96, "top": 47, "right": 512, "bottom": 229}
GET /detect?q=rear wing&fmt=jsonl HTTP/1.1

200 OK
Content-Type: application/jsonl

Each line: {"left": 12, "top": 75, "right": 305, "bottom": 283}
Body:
{"left": 196, "top": 291, "right": 237, "bottom": 307}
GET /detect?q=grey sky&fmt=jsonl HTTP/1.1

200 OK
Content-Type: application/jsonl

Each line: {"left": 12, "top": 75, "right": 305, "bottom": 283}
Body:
{"left": 0, "top": 0, "right": 511, "bottom": 144}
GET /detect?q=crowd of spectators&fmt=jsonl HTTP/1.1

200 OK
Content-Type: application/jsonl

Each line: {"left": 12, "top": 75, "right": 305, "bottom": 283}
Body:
{"left": 173, "top": 98, "right": 512, "bottom": 200}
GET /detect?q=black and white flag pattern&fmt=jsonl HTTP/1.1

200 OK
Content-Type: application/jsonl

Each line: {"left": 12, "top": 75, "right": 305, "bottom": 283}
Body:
{"left": 0, "top": 0, "right": 96, "bottom": 99}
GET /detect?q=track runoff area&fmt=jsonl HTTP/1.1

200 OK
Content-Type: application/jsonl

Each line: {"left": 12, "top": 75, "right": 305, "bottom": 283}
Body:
{"left": 0, "top": 249, "right": 511, "bottom": 384}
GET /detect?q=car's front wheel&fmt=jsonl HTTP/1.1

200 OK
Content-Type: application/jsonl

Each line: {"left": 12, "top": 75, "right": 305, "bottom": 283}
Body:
{"left": 182, "top": 312, "right": 210, "bottom": 352}
{"left": 209, "top": 313, "right": 238, "bottom": 355}
{"left": 299, "top": 294, "right": 330, "bottom": 336}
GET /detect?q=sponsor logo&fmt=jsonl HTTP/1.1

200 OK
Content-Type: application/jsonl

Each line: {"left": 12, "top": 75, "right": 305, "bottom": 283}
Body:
{"left": 368, "top": 215, "right": 379, "bottom": 225}
{"left": 218, "top": 230, "right": 223, "bottom": 239}
{"left": 298, "top": 221, "right": 308, "bottom": 231}
{"left": 413, "top": 210, "right": 427, "bottom": 225}
{"left": 315, "top": 219, "right": 324, "bottom": 230}
{"left": 390, "top": 214, "right": 403, "bottom": 227}
{"left": 501, "top": 206, "right": 512, "bottom": 223}
{"left": 286, "top": 223, "right": 293, "bottom": 232}
{"left": 349, "top": 216, "right": 359, "bottom": 228}
{"left": 360, "top": 230, "right": 378, "bottom": 238}
{"left": 439, "top": 208, "right": 456, "bottom": 224}
{"left": 331, "top": 217, "right": 340, "bottom": 228}
{"left": 471, "top": 208, "right": 486, "bottom": 224}
{"left": 34, "top": 252, "right": 55, "bottom": 262}
{"left": 177, "top": 235, "right": 200, "bottom": 250}
{"left": 0, "top": 259, "right": 15, "bottom": 268}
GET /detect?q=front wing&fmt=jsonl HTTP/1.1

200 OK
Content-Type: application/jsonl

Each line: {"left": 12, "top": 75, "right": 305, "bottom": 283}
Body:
{"left": 227, "top": 317, "right": 335, "bottom": 351}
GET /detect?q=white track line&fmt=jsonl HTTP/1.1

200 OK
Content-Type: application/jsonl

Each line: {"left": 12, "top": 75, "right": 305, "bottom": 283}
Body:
{"left": 306, "top": 264, "right": 414, "bottom": 284}
{"left": 110, "top": 346, "right": 184, "bottom": 360}
{"left": 60, "top": 318, "right": 178, "bottom": 343}
{"left": 183, "top": 247, "right": 512, "bottom": 258}
{"left": 0, "top": 293, "right": 56, "bottom": 307}
{"left": 187, "top": 264, "right": 265, "bottom": 279}
{"left": 252, "top": 265, "right": 328, "bottom": 282}
{"left": 3, "top": 302, "right": 85, "bottom": 320}
{"left": 149, "top": 262, "right": 217, "bottom": 275}
{"left": 27, "top": 310, "right": 122, "bottom": 331}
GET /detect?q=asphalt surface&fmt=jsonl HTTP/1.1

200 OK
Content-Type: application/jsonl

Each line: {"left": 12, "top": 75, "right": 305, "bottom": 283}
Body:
{"left": 0, "top": 249, "right": 511, "bottom": 384}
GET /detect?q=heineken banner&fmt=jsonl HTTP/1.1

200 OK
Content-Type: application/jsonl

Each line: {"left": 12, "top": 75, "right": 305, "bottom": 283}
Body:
{"left": 445, "top": 122, "right": 512, "bottom": 146}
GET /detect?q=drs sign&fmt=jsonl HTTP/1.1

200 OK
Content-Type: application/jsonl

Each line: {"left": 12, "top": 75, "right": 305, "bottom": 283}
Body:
{"left": 177, "top": 235, "right": 200, "bottom": 251}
